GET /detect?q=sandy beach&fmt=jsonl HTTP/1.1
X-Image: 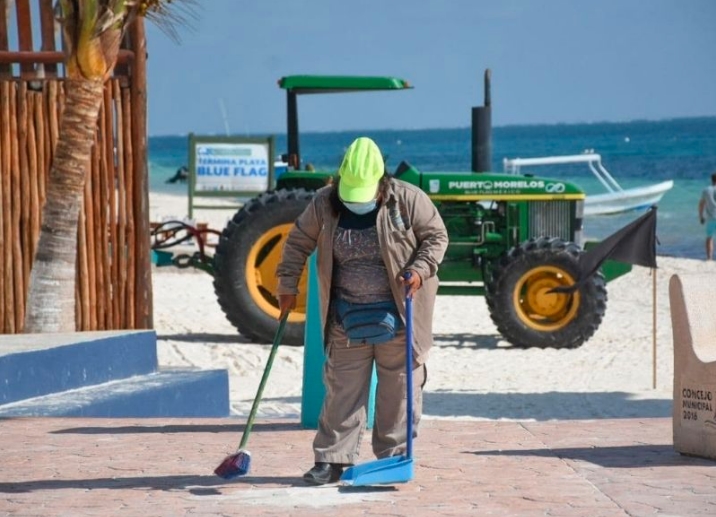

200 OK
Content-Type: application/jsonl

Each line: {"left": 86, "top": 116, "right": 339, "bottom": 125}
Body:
{"left": 150, "top": 190, "right": 710, "bottom": 422}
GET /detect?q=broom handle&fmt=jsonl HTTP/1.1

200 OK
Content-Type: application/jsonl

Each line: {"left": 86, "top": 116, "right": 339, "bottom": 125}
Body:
{"left": 405, "top": 280, "right": 414, "bottom": 461}
{"left": 237, "top": 313, "right": 289, "bottom": 451}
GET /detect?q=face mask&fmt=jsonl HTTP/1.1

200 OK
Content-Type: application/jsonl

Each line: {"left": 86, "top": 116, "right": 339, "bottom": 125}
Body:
{"left": 343, "top": 199, "right": 377, "bottom": 215}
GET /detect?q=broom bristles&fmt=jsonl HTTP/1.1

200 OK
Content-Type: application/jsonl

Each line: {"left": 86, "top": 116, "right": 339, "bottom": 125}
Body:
{"left": 214, "top": 450, "right": 252, "bottom": 480}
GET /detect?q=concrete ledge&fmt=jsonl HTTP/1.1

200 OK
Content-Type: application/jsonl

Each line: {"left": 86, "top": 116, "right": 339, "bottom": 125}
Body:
{"left": 0, "top": 368, "right": 229, "bottom": 417}
{"left": 0, "top": 331, "right": 157, "bottom": 404}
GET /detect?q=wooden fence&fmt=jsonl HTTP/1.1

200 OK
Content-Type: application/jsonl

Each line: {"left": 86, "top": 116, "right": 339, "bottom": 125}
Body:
{"left": 0, "top": 0, "right": 153, "bottom": 333}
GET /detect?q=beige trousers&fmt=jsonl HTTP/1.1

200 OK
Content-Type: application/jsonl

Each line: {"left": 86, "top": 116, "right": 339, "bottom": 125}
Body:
{"left": 312, "top": 322, "right": 426, "bottom": 465}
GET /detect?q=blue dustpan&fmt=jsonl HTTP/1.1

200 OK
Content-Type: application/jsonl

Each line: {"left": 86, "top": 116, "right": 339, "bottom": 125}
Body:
{"left": 341, "top": 281, "right": 415, "bottom": 486}
{"left": 340, "top": 455, "right": 413, "bottom": 485}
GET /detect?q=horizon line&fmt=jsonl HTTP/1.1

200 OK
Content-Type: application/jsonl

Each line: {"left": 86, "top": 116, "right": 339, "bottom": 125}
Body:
{"left": 148, "top": 114, "right": 716, "bottom": 139}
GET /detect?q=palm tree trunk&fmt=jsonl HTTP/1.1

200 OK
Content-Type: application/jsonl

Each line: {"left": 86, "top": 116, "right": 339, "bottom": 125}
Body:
{"left": 24, "top": 79, "right": 105, "bottom": 333}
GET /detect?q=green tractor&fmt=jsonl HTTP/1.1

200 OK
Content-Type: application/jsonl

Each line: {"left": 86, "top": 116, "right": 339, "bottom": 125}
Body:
{"left": 212, "top": 74, "right": 626, "bottom": 349}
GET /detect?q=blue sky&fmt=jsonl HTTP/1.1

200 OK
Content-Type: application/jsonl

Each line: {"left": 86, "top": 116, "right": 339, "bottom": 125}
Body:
{"left": 142, "top": 0, "right": 714, "bottom": 136}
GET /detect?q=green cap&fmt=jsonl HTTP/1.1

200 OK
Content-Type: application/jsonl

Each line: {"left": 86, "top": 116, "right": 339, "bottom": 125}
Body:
{"left": 338, "top": 137, "right": 384, "bottom": 203}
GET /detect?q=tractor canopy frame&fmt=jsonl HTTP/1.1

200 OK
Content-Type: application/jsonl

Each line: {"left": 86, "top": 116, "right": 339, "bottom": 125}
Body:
{"left": 277, "top": 75, "right": 412, "bottom": 170}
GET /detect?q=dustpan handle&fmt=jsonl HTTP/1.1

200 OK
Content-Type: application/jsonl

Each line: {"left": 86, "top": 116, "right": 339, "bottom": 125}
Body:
{"left": 404, "top": 275, "right": 414, "bottom": 461}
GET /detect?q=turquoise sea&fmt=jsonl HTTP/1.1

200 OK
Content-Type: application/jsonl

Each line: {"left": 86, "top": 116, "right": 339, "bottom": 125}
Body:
{"left": 148, "top": 116, "right": 716, "bottom": 260}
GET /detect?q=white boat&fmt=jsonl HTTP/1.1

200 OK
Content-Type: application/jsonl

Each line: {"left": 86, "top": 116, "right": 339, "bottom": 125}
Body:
{"left": 502, "top": 153, "right": 673, "bottom": 216}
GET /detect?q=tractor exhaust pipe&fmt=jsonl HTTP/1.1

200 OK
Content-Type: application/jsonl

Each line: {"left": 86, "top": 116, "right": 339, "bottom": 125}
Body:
{"left": 471, "top": 69, "right": 492, "bottom": 173}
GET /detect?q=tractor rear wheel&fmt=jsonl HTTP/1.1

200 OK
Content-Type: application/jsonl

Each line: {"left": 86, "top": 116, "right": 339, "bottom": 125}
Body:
{"left": 485, "top": 237, "right": 607, "bottom": 349}
{"left": 213, "top": 189, "right": 314, "bottom": 346}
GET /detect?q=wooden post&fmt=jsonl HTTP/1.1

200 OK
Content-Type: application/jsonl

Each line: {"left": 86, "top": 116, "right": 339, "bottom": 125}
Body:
{"left": 652, "top": 268, "right": 657, "bottom": 389}
{"left": 46, "top": 81, "right": 60, "bottom": 200}
{"left": 89, "top": 130, "right": 101, "bottom": 329}
{"left": 85, "top": 136, "right": 98, "bottom": 330}
{"left": 0, "top": 0, "right": 11, "bottom": 76}
{"left": 35, "top": 88, "right": 49, "bottom": 215}
{"left": 26, "top": 92, "right": 39, "bottom": 265}
{"left": 18, "top": 82, "right": 30, "bottom": 308}
{"left": 77, "top": 201, "right": 89, "bottom": 330}
{"left": 10, "top": 81, "right": 21, "bottom": 331}
{"left": 38, "top": 0, "right": 58, "bottom": 77}
{"left": 1, "top": 81, "right": 14, "bottom": 332}
{"left": 114, "top": 80, "right": 127, "bottom": 329}
{"left": 0, "top": 80, "right": 5, "bottom": 329}
{"left": 129, "top": 19, "right": 152, "bottom": 329}
{"left": 106, "top": 86, "right": 119, "bottom": 329}
{"left": 95, "top": 134, "right": 107, "bottom": 329}
{"left": 102, "top": 84, "right": 115, "bottom": 329}
{"left": 14, "top": 0, "right": 34, "bottom": 78}
{"left": 122, "top": 86, "right": 136, "bottom": 329}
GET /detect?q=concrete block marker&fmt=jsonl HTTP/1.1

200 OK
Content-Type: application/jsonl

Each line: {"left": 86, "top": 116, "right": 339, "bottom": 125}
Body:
{"left": 670, "top": 274, "right": 716, "bottom": 460}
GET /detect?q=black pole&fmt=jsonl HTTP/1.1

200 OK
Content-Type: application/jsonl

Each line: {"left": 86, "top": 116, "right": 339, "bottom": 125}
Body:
{"left": 286, "top": 90, "right": 300, "bottom": 169}
{"left": 471, "top": 69, "right": 492, "bottom": 173}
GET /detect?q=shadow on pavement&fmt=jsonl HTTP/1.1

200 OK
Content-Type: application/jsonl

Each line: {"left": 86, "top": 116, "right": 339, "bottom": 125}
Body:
{"left": 423, "top": 391, "right": 672, "bottom": 420}
{"left": 432, "top": 333, "right": 503, "bottom": 349}
{"left": 155, "top": 333, "right": 253, "bottom": 344}
{"left": 0, "top": 475, "right": 309, "bottom": 493}
{"left": 50, "top": 422, "right": 302, "bottom": 435}
{"left": 467, "top": 444, "right": 716, "bottom": 469}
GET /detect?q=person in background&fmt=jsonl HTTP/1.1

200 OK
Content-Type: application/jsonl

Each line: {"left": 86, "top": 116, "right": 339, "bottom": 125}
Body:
{"left": 276, "top": 137, "right": 448, "bottom": 485}
{"left": 698, "top": 172, "right": 716, "bottom": 260}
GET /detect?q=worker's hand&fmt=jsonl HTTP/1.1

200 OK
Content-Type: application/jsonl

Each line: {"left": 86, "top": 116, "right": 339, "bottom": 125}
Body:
{"left": 700, "top": 216, "right": 705, "bottom": 225}
{"left": 400, "top": 270, "right": 422, "bottom": 298}
{"left": 278, "top": 294, "right": 296, "bottom": 320}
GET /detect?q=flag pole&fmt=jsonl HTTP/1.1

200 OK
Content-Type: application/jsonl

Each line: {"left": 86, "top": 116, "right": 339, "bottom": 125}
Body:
{"left": 652, "top": 267, "right": 657, "bottom": 389}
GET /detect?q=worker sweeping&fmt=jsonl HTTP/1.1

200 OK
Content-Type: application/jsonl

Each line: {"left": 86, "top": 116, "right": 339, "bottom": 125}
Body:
{"left": 276, "top": 136, "right": 448, "bottom": 485}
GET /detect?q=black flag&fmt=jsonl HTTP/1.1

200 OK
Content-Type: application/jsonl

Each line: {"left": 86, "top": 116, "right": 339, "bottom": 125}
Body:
{"left": 553, "top": 207, "right": 658, "bottom": 293}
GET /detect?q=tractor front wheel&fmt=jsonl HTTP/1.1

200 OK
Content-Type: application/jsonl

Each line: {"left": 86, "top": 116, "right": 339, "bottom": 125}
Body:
{"left": 485, "top": 237, "right": 607, "bottom": 349}
{"left": 213, "top": 189, "right": 313, "bottom": 346}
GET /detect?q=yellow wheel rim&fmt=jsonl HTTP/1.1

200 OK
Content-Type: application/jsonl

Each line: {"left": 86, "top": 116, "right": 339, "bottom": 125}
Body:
{"left": 245, "top": 223, "right": 307, "bottom": 323}
{"left": 513, "top": 266, "right": 579, "bottom": 331}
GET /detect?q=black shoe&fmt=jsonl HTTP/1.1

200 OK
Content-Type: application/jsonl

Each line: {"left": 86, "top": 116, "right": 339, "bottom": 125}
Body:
{"left": 302, "top": 462, "right": 344, "bottom": 485}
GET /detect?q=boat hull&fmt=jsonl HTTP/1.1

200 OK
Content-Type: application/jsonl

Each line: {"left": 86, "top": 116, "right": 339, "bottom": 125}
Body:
{"left": 584, "top": 180, "right": 674, "bottom": 216}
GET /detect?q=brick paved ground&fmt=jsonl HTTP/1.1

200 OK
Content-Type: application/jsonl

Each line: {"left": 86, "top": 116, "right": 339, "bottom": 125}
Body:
{"left": 0, "top": 417, "right": 714, "bottom": 516}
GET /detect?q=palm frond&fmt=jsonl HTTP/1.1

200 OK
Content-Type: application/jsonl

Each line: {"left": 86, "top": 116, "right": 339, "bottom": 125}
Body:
{"left": 140, "top": 0, "right": 200, "bottom": 42}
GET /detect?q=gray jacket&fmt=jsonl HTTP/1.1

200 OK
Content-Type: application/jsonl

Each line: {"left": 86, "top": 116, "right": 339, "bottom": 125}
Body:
{"left": 276, "top": 178, "right": 448, "bottom": 363}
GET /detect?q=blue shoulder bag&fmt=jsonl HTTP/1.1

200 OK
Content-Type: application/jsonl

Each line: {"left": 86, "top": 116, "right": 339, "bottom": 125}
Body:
{"left": 335, "top": 298, "right": 402, "bottom": 345}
